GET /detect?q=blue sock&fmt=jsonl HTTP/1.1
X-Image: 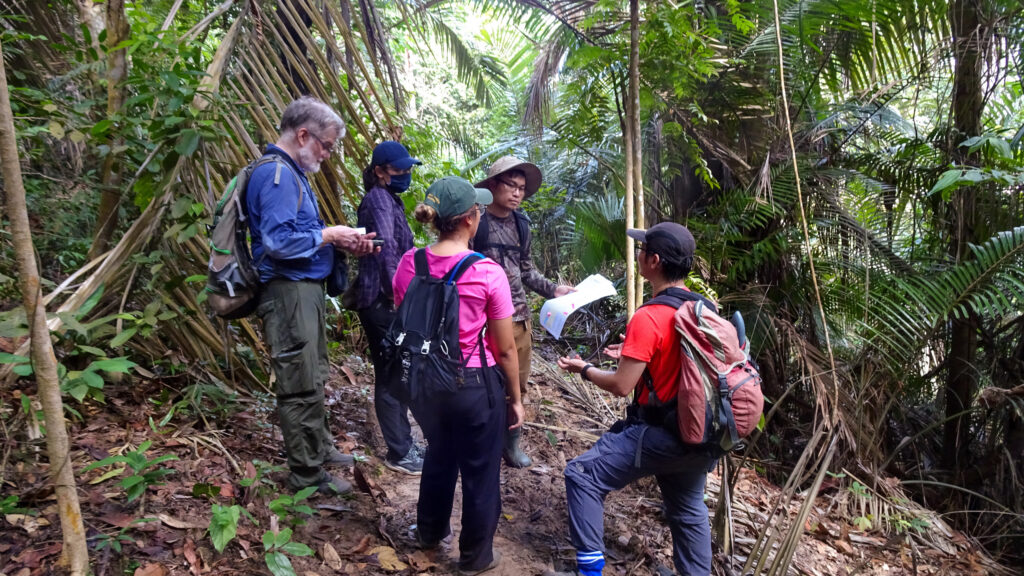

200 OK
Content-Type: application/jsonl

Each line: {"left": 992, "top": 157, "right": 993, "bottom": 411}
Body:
{"left": 576, "top": 550, "right": 605, "bottom": 576}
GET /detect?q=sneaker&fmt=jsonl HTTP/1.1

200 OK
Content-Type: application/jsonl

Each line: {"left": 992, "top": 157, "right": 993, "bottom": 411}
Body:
{"left": 458, "top": 550, "right": 502, "bottom": 575}
{"left": 314, "top": 474, "right": 353, "bottom": 496}
{"left": 324, "top": 447, "right": 355, "bottom": 467}
{"left": 384, "top": 446, "right": 423, "bottom": 476}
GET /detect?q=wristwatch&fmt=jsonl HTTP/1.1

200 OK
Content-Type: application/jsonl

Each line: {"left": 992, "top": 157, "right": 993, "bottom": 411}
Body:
{"left": 581, "top": 363, "right": 594, "bottom": 382}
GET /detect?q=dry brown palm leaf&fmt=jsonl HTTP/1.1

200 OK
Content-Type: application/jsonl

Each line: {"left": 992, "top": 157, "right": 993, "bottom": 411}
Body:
{"left": 5, "top": 0, "right": 402, "bottom": 392}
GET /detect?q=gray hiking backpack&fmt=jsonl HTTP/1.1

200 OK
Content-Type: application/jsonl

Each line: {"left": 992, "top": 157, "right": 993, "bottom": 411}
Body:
{"left": 205, "top": 153, "right": 301, "bottom": 319}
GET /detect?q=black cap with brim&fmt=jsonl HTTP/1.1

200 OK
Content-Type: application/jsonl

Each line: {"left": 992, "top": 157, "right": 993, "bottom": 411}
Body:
{"left": 627, "top": 222, "right": 695, "bottom": 268}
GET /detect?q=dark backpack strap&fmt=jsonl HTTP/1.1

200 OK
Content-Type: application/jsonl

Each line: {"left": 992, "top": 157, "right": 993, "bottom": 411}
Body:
{"left": 513, "top": 211, "right": 530, "bottom": 256}
{"left": 641, "top": 286, "right": 718, "bottom": 315}
{"left": 633, "top": 286, "right": 711, "bottom": 412}
{"left": 473, "top": 212, "right": 491, "bottom": 252}
{"left": 414, "top": 248, "right": 430, "bottom": 278}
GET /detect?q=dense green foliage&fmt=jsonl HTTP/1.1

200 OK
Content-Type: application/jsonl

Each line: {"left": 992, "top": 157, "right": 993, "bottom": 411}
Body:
{"left": 1, "top": 0, "right": 1022, "bottom": 569}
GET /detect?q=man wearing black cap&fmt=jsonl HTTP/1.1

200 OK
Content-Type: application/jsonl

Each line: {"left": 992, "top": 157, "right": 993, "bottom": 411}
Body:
{"left": 552, "top": 222, "right": 719, "bottom": 576}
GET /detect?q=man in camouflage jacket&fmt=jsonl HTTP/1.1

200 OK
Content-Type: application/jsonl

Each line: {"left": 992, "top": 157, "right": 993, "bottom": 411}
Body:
{"left": 475, "top": 156, "right": 574, "bottom": 467}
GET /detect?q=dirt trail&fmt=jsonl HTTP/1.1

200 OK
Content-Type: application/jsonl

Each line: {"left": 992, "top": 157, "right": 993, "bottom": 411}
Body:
{"left": 0, "top": 352, "right": 999, "bottom": 575}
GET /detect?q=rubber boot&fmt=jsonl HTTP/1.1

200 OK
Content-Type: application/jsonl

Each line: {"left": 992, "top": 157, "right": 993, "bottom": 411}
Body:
{"left": 503, "top": 427, "right": 532, "bottom": 468}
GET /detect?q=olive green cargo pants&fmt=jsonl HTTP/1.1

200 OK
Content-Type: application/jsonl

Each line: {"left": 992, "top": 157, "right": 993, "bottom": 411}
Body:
{"left": 257, "top": 280, "right": 333, "bottom": 490}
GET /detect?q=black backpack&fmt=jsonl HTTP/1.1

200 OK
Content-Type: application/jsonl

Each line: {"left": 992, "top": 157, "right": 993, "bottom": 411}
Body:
{"left": 472, "top": 210, "right": 531, "bottom": 257}
{"left": 382, "top": 249, "right": 486, "bottom": 404}
{"left": 205, "top": 153, "right": 301, "bottom": 319}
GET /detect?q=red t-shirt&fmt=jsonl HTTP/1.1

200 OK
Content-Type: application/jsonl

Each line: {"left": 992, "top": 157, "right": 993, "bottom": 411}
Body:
{"left": 621, "top": 302, "right": 683, "bottom": 405}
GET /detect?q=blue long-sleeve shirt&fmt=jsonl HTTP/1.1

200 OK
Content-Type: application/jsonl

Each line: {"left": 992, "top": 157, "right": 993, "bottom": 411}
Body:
{"left": 246, "top": 145, "right": 334, "bottom": 283}
{"left": 352, "top": 185, "right": 414, "bottom": 309}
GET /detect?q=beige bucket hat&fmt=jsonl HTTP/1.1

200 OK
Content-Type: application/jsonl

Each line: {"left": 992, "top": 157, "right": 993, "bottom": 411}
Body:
{"left": 475, "top": 155, "right": 543, "bottom": 199}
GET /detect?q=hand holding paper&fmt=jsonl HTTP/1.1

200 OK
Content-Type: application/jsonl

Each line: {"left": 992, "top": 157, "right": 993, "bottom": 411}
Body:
{"left": 539, "top": 274, "right": 617, "bottom": 339}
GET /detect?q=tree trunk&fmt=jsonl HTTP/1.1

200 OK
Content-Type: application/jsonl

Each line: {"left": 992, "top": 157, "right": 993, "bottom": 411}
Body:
{"left": 88, "top": 0, "right": 130, "bottom": 260}
{"left": 628, "top": 0, "right": 644, "bottom": 305}
{"left": 74, "top": 0, "right": 104, "bottom": 55}
{"left": 942, "top": 0, "right": 985, "bottom": 470}
{"left": 0, "top": 39, "right": 90, "bottom": 576}
{"left": 623, "top": 84, "right": 636, "bottom": 318}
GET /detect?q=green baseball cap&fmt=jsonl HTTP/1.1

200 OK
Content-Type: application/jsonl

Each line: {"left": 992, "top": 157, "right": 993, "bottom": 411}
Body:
{"left": 424, "top": 176, "right": 493, "bottom": 219}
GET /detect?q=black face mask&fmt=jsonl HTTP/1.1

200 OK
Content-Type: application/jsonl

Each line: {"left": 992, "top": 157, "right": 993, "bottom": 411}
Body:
{"left": 387, "top": 173, "right": 412, "bottom": 194}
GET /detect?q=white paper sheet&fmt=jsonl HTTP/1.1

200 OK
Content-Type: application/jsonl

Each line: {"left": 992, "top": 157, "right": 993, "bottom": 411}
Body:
{"left": 539, "top": 274, "right": 617, "bottom": 339}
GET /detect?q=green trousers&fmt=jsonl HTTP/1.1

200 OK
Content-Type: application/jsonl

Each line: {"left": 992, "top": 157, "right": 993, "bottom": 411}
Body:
{"left": 257, "top": 280, "right": 333, "bottom": 489}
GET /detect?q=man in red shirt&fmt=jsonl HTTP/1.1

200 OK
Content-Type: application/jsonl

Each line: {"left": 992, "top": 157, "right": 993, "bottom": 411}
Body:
{"left": 554, "top": 222, "right": 719, "bottom": 576}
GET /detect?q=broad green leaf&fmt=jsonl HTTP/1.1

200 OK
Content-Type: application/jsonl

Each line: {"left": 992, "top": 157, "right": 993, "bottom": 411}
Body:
{"left": 125, "top": 482, "right": 147, "bottom": 502}
{"left": 121, "top": 475, "right": 146, "bottom": 489}
{"left": 90, "top": 357, "right": 137, "bottom": 373}
{"left": 209, "top": 504, "right": 241, "bottom": 553}
{"left": 293, "top": 486, "right": 317, "bottom": 501}
{"left": 928, "top": 169, "right": 961, "bottom": 196}
{"left": 67, "top": 383, "right": 89, "bottom": 402}
{"left": 89, "top": 467, "right": 125, "bottom": 485}
{"left": 279, "top": 541, "right": 313, "bottom": 557}
{"left": 265, "top": 551, "right": 296, "bottom": 576}
{"left": 262, "top": 531, "right": 274, "bottom": 550}
{"left": 76, "top": 345, "right": 106, "bottom": 357}
{"left": 275, "top": 528, "right": 293, "bottom": 548}
{"left": 175, "top": 129, "right": 200, "bottom": 157}
{"left": 81, "top": 371, "right": 105, "bottom": 389}
{"left": 79, "top": 285, "right": 105, "bottom": 316}
{"left": 83, "top": 454, "right": 128, "bottom": 472}
{"left": 109, "top": 327, "right": 138, "bottom": 348}
{"left": 0, "top": 352, "right": 29, "bottom": 364}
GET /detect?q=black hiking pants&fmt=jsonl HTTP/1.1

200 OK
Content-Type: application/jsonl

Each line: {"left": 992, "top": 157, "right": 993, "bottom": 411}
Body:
{"left": 411, "top": 365, "right": 506, "bottom": 572}
{"left": 357, "top": 296, "right": 414, "bottom": 462}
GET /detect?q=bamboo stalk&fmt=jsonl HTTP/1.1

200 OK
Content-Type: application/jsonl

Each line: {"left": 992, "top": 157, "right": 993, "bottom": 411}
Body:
{"left": 628, "top": 0, "right": 644, "bottom": 309}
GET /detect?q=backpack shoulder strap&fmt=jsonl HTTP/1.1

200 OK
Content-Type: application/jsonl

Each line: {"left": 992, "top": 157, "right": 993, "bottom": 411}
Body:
{"left": 513, "top": 211, "right": 530, "bottom": 255}
{"left": 445, "top": 252, "right": 485, "bottom": 285}
{"left": 413, "top": 248, "right": 430, "bottom": 278}
{"left": 254, "top": 152, "right": 305, "bottom": 212}
{"left": 641, "top": 286, "right": 718, "bottom": 314}
{"left": 473, "top": 212, "right": 491, "bottom": 252}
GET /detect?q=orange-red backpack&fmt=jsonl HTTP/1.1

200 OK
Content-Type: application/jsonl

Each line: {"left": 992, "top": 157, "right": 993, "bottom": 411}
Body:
{"left": 636, "top": 287, "right": 764, "bottom": 452}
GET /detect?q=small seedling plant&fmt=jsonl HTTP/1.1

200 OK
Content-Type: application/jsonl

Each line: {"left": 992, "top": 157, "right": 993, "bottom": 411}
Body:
{"left": 83, "top": 440, "right": 178, "bottom": 502}
{"left": 206, "top": 462, "right": 317, "bottom": 576}
{"left": 263, "top": 528, "right": 314, "bottom": 576}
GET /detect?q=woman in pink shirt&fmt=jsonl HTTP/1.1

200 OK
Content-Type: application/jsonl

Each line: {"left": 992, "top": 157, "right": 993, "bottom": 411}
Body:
{"left": 392, "top": 176, "right": 524, "bottom": 575}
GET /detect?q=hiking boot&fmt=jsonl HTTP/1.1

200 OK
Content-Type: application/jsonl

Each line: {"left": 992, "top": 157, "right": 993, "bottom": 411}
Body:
{"left": 410, "top": 523, "right": 450, "bottom": 550}
{"left": 458, "top": 550, "right": 502, "bottom": 575}
{"left": 503, "top": 428, "right": 532, "bottom": 468}
{"left": 314, "top": 474, "right": 352, "bottom": 496}
{"left": 324, "top": 447, "right": 355, "bottom": 467}
{"left": 384, "top": 446, "right": 423, "bottom": 476}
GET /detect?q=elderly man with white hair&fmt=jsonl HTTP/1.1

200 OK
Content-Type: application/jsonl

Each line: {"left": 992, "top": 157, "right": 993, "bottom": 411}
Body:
{"left": 246, "top": 96, "right": 374, "bottom": 495}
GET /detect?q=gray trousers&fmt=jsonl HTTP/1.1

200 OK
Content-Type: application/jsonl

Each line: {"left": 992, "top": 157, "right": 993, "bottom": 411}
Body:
{"left": 257, "top": 279, "right": 334, "bottom": 489}
{"left": 564, "top": 421, "right": 718, "bottom": 575}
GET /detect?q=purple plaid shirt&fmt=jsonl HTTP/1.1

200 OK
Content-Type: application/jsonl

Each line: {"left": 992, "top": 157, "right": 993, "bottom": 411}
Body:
{"left": 352, "top": 185, "right": 414, "bottom": 310}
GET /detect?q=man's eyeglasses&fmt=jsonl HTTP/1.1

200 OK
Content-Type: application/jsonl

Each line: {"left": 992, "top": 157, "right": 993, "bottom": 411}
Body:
{"left": 634, "top": 243, "right": 647, "bottom": 258}
{"left": 498, "top": 178, "right": 526, "bottom": 193}
{"left": 308, "top": 131, "right": 336, "bottom": 154}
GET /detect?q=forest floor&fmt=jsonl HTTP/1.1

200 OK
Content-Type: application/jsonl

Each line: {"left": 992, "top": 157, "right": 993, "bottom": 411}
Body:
{"left": 0, "top": 342, "right": 1004, "bottom": 576}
